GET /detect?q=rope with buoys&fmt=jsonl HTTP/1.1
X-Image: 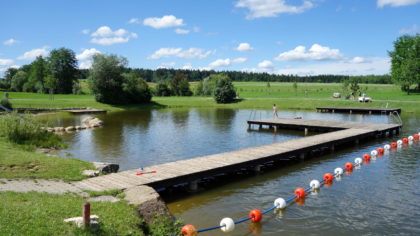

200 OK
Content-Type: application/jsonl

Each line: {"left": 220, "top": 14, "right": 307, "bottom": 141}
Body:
{"left": 181, "top": 132, "right": 420, "bottom": 235}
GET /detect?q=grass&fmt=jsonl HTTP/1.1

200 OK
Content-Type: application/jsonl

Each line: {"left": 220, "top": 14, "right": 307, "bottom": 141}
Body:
{"left": 0, "top": 137, "right": 93, "bottom": 181}
{"left": 2, "top": 82, "right": 420, "bottom": 113}
{"left": 85, "top": 189, "right": 125, "bottom": 199}
{"left": 0, "top": 191, "right": 143, "bottom": 236}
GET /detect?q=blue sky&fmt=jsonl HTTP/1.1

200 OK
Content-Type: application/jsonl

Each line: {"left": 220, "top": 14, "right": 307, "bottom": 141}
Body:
{"left": 1, "top": 0, "right": 419, "bottom": 76}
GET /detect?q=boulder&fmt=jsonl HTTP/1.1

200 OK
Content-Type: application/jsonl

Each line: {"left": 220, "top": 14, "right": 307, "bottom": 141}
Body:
{"left": 75, "top": 126, "right": 81, "bottom": 130}
{"left": 124, "top": 186, "right": 172, "bottom": 224}
{"left": 65, "top": 126, "right": 75, "bottom": 132}
{"left": 93, "top": 162, "right": 119, "bottom": 173}
{"left": 54, "top": 127, "right": 65, "bottom": 132}
{"left": 82, "top": 170, "right": 100, "bottom": 177}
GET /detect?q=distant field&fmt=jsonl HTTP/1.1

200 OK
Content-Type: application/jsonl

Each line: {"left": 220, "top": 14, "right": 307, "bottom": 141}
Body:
{"left": 1, "top": 82, "right": 420, "bottom": 113}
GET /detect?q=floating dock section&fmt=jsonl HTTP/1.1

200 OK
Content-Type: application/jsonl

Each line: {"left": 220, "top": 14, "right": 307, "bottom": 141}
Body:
{"left": 74, "top": 118, "right": 401, "bottom": 192}
{"left": 316, "top": 107, "right": 401, "bottom": 114}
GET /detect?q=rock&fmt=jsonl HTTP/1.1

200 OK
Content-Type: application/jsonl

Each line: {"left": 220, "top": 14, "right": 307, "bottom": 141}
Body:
{"left": 82, "top": 170, "right": 100, "bottom": 177}
{"left": 80, "top": 126, "right": 87, "bottom": 129}
{"left": 54, "top": 127, "right": 65, "bottom": 132}
{"left": 75, "top": 126, "right": 81, "bottom": 130}
{"left": 82, "top": 116, "right": 94, "bottom": 125}
{"left": 93, "top": 162, "right": 119, "bottom": 173}
{"left": 47, "top": 128, "right": 54, "bottom": 132}
{"left": 65, "top": 126, "right": 75, "bottom": 132}
{"left": 124, "top": 186, "right": 172, "bottom": 224}
{"left": 82, "top": 116, "right": 104, "bottom": 128}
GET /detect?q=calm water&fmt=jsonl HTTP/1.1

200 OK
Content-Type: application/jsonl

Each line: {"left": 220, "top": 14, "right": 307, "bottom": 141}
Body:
{"left": 38, "top": 109, "right": 420, "bottom": 235}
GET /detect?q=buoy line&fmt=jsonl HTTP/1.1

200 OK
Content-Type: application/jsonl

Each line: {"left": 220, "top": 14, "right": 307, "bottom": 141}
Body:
{"left": 181, "top": 133, "right": 420, "bottom": 235}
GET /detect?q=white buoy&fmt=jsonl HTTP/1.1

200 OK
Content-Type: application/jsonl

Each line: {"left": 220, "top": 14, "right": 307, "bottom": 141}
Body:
{"left": 371, "top": 150, "right": 378, "bottom": 156}
{"left": 408, "top": 136, "right": 414, "bottom": 141}
{"left": 274, "top": 198, "right": 287, "bottom": 209}
{"left": 355, "top": 157, "right": 363, "bottom": 165}
{"left": 384, "top": 144, "right": 391, "bottom": 150}
{"left": 220, "top": 217, "right": 235, "bottom": 233}
{"left": 397, "top": 140, "right": 403, "bottom": 145}
{"left": 309, "top": 180, "right": 320, "bottom": 189}
{"left": 334, "top": 167, "right": 344, "bottom": 176}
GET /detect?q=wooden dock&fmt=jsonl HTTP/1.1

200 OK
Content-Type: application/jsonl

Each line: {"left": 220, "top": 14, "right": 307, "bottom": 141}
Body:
{"left": 316, "top": 107, "right": 401, "bottom": 114}
{"left": 74, "top": 118, "right": 401, "bottom": 192}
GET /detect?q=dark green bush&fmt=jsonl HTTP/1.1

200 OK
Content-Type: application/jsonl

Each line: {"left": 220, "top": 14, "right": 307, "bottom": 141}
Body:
{"left": 154, "top": 82, "right": 172, "bottom": 96}
{"left": 123, "top": 75, "right": 152, "bottom": 103}
{"left": 214, "top": 76, "right": 236, "bottom": 104}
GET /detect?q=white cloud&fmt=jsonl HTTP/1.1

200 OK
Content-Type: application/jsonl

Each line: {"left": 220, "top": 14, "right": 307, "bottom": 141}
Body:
{"left": 76, "top": 48, "right": 102, "bottom": 69}
{"left": 274, "top": 44, "right": 344, "bottom": 61}
{"left": 81, "top": 29, "right": 90, "bottom": 35}
{"left": 158, "top": 62, "right": 176, "bottom": 68}
{"left": 182, "top": 63, "right": 193, "bottom": 70}
{"left": 258, "top": 60, "right": 274, "bottom": 69}
{"left": 350, "top": 57, "right": 366, "bottom": 64}
{"left": 377, "top": 0, "right": 420, "bottom": 7}
{"left": 0, "top": 59, "right": 14, "bottom": 66}
{"left": 143, "top": 15, "right": 184, "bottom": 29}
{"left": 17, "top": 46, "right": 49, "bottom": 60}
{"left": 235, "top": 0, "right": 314, "bottom": 19}
{"left": 148, "top": 48, "right": 213, "bottom": 59}
{"left": 3, "top": 38, "right": 18, "bottom": 46}
{"left": 236, "top": 43, "right": 254, "bottom": 51}
{"left": 399, "top": 24, "right": 420, "bottom": 34}
{"left": 175, "top": 28, "right": 190, "bottom": 34}
{"left": 128, "top": 18, "right": 141, "bottom": 24}
{"left": 233, "top": 57, "right": 248, "bottom": 63}
{"left": 90, "top": 26, "right": 137, "bottom": 45}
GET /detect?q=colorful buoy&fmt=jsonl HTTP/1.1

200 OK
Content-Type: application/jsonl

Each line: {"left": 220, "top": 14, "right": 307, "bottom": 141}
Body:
{"left": 371, "top": 150, "right": 378, "bottom": 156}
{"left": 414, "top": 134, "right": 419, "bottom": 140}
{"left": 323, "top": 173, "right": 334, "bottom": 182}
{"left": 363, "top": 154, "right": 371, "bottom": 161}
{"left": 220, "top": 217, "right": 235, "bottom": 232}
{"left": 355, "top": 157, "right": 363, "bottom": 165}
{"left": 181, "top": 224, "right": 197, "bottom": 236}
{"left": 402, "top": 138, "right": 409, "bottom": 144}
{"left": 274, "top": 198, "right": 287, "bottom": 209}
{"left": 294, "top": 187, "right": 306, "bottom": 199}
{"left": 310, "top": 179, "right": 321, "bottom": 189}
{"left": 391, "top": 142, "right": 397, "bottom": 148}
{"left": 397, "top": 140, "right": 403, "bottom": 145}
{"left": 344, "top": 162, "right": 354, "bottom": 170}
{"left": 377, "top": 147, "right": 384, "bottom": 154}
{"left": 249, "top": 209, "right": 263, "bottom": 223}
{"left": 408, "top": 136, "right": 414, "bottom": 141}
{"left": 334, "top": 167, "right": 344, "bottom": 176}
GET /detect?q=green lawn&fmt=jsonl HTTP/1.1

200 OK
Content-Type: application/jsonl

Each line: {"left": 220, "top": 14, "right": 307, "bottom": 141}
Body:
{"left": 0, "top": 191, "right": 143, "bottom": 236}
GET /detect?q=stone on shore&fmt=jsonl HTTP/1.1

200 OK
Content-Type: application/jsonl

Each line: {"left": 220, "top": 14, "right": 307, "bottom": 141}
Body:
{"left": 93, "top": 162, "right": 119, "bottom": 174}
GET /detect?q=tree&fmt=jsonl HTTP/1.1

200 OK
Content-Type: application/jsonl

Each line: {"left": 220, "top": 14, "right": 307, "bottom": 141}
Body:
{"left": 27, "top": 56, "right": 48, "bottom": 93}
{"left": 1, "top": 67, "right": 18, "bottom": 90}
{"left": 214, "top": 75, "right": 236, "bottom": 104}
{"left": 89, "top": 54, "right": 128, "bottom": 104}
{"left": 389, "top": 34, "right": 420, "bottom": 94}
{"left": 122, "top": 73, "right": 152, "bottom": 103}
{"left": 170, "top": 74, "right": 192, "bottom": 96}
{"left": 155, "top": 81, "right": 172, "bottom": 96}
{"left": 48, "top": 48, "right": 78, "bottom": 94}
{"left": 44, "top": 74, "right": 57, "bottom": 100}
{"left": 11, "top": 71, "right": 28, "bottom": 92}
{"left": 349, "top": 77, "right": 360, "bottom": 96}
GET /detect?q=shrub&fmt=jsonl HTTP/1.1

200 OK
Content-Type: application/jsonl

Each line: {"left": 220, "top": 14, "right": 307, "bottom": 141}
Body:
{"left": 155, "top": 82, "right": 172, "bottom": 96}
{"left": 123, "top": 75, "right": 152, "bottom": 103}
{"left": 214, "top": 75, "right": 236, "bottom": 104}
{"left": 1, "top": 98, "right": 12, "bottom": 109}
{"left": 0, "top": 112, "right": 66, "bottom": 149}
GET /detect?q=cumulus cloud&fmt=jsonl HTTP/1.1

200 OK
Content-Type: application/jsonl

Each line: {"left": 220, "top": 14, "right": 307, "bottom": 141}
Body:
{"left": 0, "top": 59, "right": 14, "bottom": 66}
{"left": 143, "top": 15, "right": 184, "bottom": 29}
{"left": 274, "top": 44, "right": 344, "bottom": 61}
{"left": 128, "top": 18, "right": 141, "bottom": 24}
{"left": 76, "top": 48, "right": 101, "bottom": 69}
{"left": 148, "top": 48, "right": 213, "bottom": 60}
{"left": 233, "top": 57, "right": 248, "bottom": 63}
{"left": 377, "top": 0, "right": 420, "bottom": 7}
{"left": 17, "top": 46, "right": 49, "bottom": 60}
{"left": 175, "top": 28, "right": 190, "bottom": 34}
{"left": 90, "top": 26, "right": 137, "bottom": 45}
{"left": 350, "top": 57, "right": 366, "bottom": 64}
{"left": 208, "top": 57, "right": 248, "bottom": 69}
{"left": 399, "top": 24, "right": 420, "bottom": 34}
{"left": 258, "top": 60, "right": 274, "bottom": 69}
{"left": 236, "top": 43, "right": 254, "bottom": 51}
{"left": 3, "top": 38, "right": 18, "bottom": 46}
{"left": 235, "top": 0, "right": 314, "bottom": 19}
{"left": 182, "top": 63, "right": 193, "bottom": 70}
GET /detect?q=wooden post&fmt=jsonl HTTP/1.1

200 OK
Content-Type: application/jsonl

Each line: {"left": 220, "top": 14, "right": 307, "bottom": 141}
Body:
{"left": 350, "top": 110, "right": 352, "bottom": 114}
{"left": 274, "top": 126, "right": 277, "bottom": 132}
{"left": 83, "top": 203, "right": 90, "bottom": 228}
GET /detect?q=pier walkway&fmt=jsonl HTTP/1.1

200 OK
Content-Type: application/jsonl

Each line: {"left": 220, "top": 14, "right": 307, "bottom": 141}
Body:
{"left": 316, "top": 107, "right": 401, "bottom": 114}
{"left": 74, "top": 118, "right": 401, "bottom": 192}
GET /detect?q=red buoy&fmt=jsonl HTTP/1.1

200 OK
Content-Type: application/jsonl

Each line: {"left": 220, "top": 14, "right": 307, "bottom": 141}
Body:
{"left": 181, "top": 225, "right": 197, "bottom": 236}
{"left": 249, "top": 209, "right": 263, "bottom": 223}
{"left": 403, "top": 138, "right": 409, "bottom": 144}
{"left": 294, "top": 187, "right": 306, "bottom": 199}
{"left": 414, "top": 134, "right": 419, "bottom": 140}
{"left": 363, "top": 154, "right": 371, "bottom": 161}
{"left": 323, "top": 173, "right": 334, "bottom": 182}
{"left": 376, "top": 147, "right": 384, "bottom": 154}
{"left": 391, "top": 142, "right": 397, "bottom": 148}
{"left": 344, "top": 162, "right": 354, "bottom": 171}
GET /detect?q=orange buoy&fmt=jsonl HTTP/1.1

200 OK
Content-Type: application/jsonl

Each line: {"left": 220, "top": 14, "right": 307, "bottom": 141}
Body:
{"left": 181, "top": 224, "right": 197, "bottom": 236}
{"left": 249, "top": 209, "right": 263, "bottom": 223}
{"left": 363, "top": 154, "right": 371, "bottom": 161}
{"left": 376, "top": 147, "right": 384, "bottom": 154}
{"left": 414, "top": 134, "right": 419, "bottom": 140}
{"left": 344, "top": 162, "right": 354, "bottom": 171}
{"left": 391, "top": 142, "right": 397, "bottom": 148}
{"left": 403, "top": 138, "right": 409, "bottom": 144}
{"left": 323, "top": 173, "right": 334, "bottom": 182}
{"left": 294, "top": 187, "right": 306, "bottom": 199}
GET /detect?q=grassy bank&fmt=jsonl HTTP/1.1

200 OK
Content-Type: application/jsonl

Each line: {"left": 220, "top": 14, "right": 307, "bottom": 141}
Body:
{"left": 2, "top": 82, "right": 420, "bottom": 113}
{"left": 0, "top": 191, "right": 143, "bottom": 236}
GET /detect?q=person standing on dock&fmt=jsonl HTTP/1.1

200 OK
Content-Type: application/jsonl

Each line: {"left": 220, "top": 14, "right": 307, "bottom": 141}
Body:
{"left": 273, "top": 104, "right": 279, "bottom": 118}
